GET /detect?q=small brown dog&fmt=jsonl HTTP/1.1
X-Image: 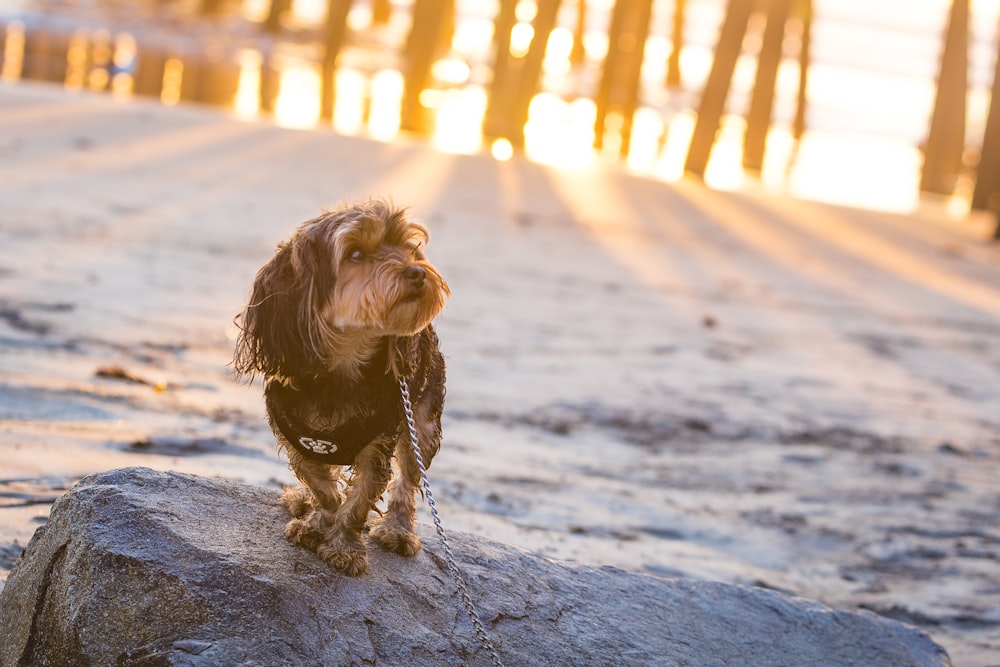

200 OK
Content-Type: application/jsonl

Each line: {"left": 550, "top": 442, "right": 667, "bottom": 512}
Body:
{"left": 233, "top": 199, "right": 449, "bottom": 576}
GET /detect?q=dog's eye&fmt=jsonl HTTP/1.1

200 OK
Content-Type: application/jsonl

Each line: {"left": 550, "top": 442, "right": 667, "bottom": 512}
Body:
{"left": 347, "top": 248, "right": 366, "bottom": 262}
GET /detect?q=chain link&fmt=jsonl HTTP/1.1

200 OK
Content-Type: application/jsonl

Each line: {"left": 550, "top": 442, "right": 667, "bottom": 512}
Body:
{"left": 399, "top": 378, "right": 505, "bottom": 667}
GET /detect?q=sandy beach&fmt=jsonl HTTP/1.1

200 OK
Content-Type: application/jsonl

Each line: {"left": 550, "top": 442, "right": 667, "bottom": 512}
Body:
{"left": 1, "top": 80, "right": 999, "bottom": 665}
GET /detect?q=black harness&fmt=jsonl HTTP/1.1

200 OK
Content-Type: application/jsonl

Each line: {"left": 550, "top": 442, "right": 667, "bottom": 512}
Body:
{"left": 264, "top": 363, "right": 402, "bottom": 466}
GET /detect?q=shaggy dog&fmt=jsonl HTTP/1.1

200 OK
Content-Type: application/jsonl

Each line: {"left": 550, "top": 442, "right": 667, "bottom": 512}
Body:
{"left": 233, "top": 199, "right": 449, "bottom": 576}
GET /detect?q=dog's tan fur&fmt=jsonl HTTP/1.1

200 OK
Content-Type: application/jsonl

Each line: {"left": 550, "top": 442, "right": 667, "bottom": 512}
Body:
{"left": 234, "top": 199, "right": 449, "bottom": 576}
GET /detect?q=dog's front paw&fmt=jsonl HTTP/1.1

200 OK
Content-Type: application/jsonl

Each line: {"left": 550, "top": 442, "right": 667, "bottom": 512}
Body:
{"left": 317, "top": 534, "right": 369, "bottom": 576}
{"left": 285, "top": 517, "right": 323, "bottom": 551}
{"left": 279, "top": 485, "right": 314, "bottom": 518}
{"left": 370, "top": 522, "right": 422, "bottom": 557}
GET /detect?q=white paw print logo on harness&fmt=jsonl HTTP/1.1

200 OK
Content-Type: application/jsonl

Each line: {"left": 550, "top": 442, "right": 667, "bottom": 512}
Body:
{"left": 298, "top": 436, "right": 337, "bottom": 455}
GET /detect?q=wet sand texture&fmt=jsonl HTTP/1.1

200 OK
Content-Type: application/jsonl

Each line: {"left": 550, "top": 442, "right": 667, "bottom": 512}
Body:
{"left": 0, "top": 81, "right": 999, "bottom": 664}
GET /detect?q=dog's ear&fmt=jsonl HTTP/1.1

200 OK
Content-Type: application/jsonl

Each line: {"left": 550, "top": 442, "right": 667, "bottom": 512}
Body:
{"left": 233, "top": 228, "right": 333, "bottom": 379}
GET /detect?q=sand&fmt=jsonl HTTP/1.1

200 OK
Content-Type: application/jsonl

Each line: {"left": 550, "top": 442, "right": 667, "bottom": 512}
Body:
{"left": 1, "top": 80, "right": 999, "bottom": 665}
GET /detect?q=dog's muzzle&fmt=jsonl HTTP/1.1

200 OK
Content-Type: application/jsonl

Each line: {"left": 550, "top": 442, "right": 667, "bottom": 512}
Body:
{"left": 401, "top": 265, "right": 427, "bottom": 300}
{"left": 404, "top": 265, "right": 425, "bottom": 287}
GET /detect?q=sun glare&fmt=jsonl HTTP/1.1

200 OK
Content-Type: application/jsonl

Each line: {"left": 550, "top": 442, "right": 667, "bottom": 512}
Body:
{"left": 524, "top": 93, "right": 597, "bottom": 169}
{"left": 430, "top": 58, "right": 471, "bottom": 86}
{"left": 234, "top": 49, "right": 263, "bottom": 120}
{"left": 286, "top": 0, "right": 325, "bottom": 26}
{"left": 702, "top": 115, "right": 748, "bottom": 192}
{"left": 64, "top": 29, "right": 89, "bottom": 90}
{"left": 543, "top": 27, "right": 574, "bottom": 76}
{"left": 788, "top": 133, "right": 923, "bottom": 213}
{"left": 640, "top": 35, "right": 670, "bottom": 83}
{"left": 240, "top": 0, "right": 269, "bottom": 22}
{"left": 509, "top": 23, "right": 535, "bottom": 59}
{"left": 346, "top": 5, "right": 372, "bottom": 31}
{"left": 274, "top": 62, "right": 321, "bottom": 129}
{"left": 368, "top": 69, "right": 404, "bottom": 140}
{"left": 432, "top": 85, "right": 488, "bottom": 154}
{"left": 515, "top": 0, "right": 538, "bottom": 23}
{"left": 656, "top": 109, "right": 697, "bottom": 182}
{"left": 160, "top": 58, "right": 184, "bottom": 106}
{"left": 626, "top": 107, "right": 665, "bottom": 172}
{"left": 453, "top": 18, "right": 495, "bottom": 60}
{"left": 759, "top": 125, "right": 797, "bottom": 188}
{"left": 109, "top": 33, "right": 138, "bottom": 98}
{"left": 491, "top": 138, "right": 515, "bottom": 161}
{"left": 332, "top": 67, "right": 366, "bottom": 134}
{"left": 582, "top": 30, "right": 609, "bottom": 62}
{"left": 86, "top": 30, "right": 112, "bottom": 91}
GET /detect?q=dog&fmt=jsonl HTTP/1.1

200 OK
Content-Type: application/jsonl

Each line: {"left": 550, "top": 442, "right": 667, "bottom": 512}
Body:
{"left": 233, "top": 199, "right": 450, "bottom": 576}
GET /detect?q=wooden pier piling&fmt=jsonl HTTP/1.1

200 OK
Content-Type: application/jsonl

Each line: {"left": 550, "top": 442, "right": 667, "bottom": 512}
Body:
{"left": 666, "top": 0, "right": 686, "bottom": 89}
{"left": 920, "top": 0, "right": 969, "bottom": 195}
{"left": 593, "top": 0, "right": 654, "bottom": 158}
{"left": 684, "top": 0, "right": 755, "bottom": 178}
{"left": 400, "top": 0, "right": 454, "bottom": 133}
{"left": 743, "top": 0, "right": 791, "bottom": 172}
{"left": 21, "top": 26, "right": 71, "bottom": 84}
{"left": 320, "top": 0, "right": 354, "bottom": 123}
{"left": 792, "top": 0, "right": 811, "bottom": 140}
{"left": 483, "top": 0, "right": 562, "bottom": 149}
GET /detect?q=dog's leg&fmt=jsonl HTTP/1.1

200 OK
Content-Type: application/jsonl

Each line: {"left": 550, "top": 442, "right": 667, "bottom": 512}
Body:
{"left": 370, "top": 399, "right": 440, "bottom": 557}
{"left": 282, "top": 454, "right": 344, "bottom": 552}
{"left": 316, "top": 443, "right": 393, "bottom": 576}
{"left": 279, "top": 485, "right": 314, "bottom": 518}
{"left": 369, "top": 441, "right": 423, "bottom": 556}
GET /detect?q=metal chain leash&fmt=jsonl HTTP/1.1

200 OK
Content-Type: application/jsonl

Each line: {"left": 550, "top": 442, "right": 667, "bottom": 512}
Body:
{"left": 399, "top": 378, "right": 505, "bottom": 667}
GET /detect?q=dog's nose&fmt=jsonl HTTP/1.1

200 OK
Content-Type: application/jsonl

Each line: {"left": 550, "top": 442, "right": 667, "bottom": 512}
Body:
{"left": 404, "top": 265, "right": 426, "bottom": 287}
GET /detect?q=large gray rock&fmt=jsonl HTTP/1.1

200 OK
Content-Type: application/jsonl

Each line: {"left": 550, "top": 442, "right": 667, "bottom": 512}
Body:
{"left": 0, "top": 468, "right": 949, "bottom": 667}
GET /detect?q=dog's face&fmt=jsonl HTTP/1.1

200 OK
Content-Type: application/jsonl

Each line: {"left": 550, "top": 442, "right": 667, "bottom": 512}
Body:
{"left": 234, "top": 200, "right": 449, "bottom": 379}
{"left": 319, "top": 205, "right": 448, "bottom": 336}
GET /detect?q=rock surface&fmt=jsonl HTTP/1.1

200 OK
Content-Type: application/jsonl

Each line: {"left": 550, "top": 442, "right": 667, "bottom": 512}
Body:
{"left": 0, "top": 467, "right": 950, "bottom": 667}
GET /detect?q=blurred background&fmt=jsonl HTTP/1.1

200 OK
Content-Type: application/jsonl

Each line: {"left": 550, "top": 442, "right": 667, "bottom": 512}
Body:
{"left": 1, "top": 0, "right": 998, "bottom": 226}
